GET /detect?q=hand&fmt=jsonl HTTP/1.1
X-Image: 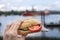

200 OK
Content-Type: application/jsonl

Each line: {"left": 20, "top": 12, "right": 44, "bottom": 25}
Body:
{"left": 3, "top": 20, "right": 28, "bottom": 40}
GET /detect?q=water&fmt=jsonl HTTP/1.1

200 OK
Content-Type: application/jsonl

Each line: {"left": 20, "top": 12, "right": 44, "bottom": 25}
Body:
{"left": 0, "top": 14, "right": 60, "bottom": 38}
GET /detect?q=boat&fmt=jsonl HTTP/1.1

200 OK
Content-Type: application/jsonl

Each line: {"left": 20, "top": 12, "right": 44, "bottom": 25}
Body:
{"left": 23, "top": 8, "right": 49, "bottom": 16}
{"left": 23, "top": 10, "right": 40, "bottom": 16}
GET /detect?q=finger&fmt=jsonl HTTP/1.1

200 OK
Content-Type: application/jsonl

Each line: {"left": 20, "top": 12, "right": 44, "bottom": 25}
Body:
{"left": 8, "top": 22, "right": 15, "bottom": 31}
{"left": 5, "top": 23, "right": 12, "bottom": 33}
{"left": 12, "top": 20, "right": 21, "bottom": 30}
{"left": 9, "top": 20, "right": 21, "bottom": 31}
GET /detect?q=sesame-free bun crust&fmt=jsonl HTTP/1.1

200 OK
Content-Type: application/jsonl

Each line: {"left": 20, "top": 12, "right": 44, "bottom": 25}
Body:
{"left": 18, "top": 19, "right": 41, "bottom": 35}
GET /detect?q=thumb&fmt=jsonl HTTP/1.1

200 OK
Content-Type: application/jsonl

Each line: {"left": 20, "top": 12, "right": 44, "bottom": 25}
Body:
{"left": 20, "top": 35, "right": 26, "bottom": 40}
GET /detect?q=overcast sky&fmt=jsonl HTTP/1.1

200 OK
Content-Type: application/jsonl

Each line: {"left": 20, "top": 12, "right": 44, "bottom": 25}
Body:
{"left": 0, "top": 0, "right": 60, "bottom": 11}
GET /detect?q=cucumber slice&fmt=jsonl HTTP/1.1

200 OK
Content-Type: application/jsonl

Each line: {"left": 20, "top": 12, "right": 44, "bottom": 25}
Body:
{"left": 22, "top": 27, "right": 28, "bottom": 31}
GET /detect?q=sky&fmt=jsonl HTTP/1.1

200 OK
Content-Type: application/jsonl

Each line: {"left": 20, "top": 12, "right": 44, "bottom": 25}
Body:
{"left": 0, "top": 0, "right": 60, "bottom": 11}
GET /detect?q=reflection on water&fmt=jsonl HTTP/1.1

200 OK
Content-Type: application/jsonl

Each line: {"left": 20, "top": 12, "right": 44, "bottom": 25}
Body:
{"left": 0, "top": 15, "right": 60, "bottom": 39}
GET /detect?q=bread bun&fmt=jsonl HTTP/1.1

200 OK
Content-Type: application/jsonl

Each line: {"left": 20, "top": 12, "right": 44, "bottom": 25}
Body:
{"left": 20, "top": 19, "right": 41, "bottom": 29}
{"left": 17, "top": 19, "right": 41, "bottom": 35}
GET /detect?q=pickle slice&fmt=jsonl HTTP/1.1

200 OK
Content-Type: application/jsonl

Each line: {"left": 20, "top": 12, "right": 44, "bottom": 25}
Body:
{"left": 18, "top": 27, "right": 28, "bottom": 31}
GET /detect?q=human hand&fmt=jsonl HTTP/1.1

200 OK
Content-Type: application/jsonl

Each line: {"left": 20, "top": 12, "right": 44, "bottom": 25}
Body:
{"left": 3, "top": 20, "right": 29, "bottom": 40}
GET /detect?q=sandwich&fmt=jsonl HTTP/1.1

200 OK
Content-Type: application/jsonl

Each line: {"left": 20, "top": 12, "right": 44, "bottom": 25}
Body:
{"left": 17, "top": 19, "right": 42, "bottom": 35}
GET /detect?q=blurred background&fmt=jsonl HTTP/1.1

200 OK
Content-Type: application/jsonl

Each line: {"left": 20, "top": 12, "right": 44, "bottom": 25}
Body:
{"left": 0, "top": 0, "right": 60, "bottom": 40}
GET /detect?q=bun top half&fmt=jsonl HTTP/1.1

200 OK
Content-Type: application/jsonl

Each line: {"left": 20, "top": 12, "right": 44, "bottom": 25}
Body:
{"left": 19, "top": 19, "right": 41, "bottom": 29}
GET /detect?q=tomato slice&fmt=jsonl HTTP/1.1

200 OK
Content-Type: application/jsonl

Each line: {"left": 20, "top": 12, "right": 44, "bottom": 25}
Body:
{"left": 28, "top": 24, "right": 42, "bottom": 32}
